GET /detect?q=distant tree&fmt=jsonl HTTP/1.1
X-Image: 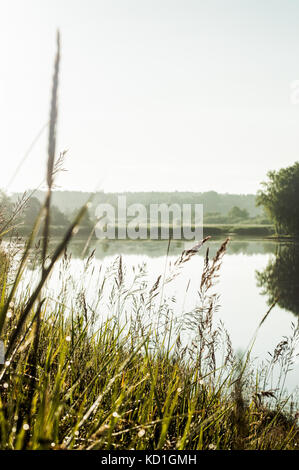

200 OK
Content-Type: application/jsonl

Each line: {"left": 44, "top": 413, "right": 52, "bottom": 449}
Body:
{"left": 256, "top": 162, "right": 299, "bottom": 235}
{"left": 256, "top": 244, "right": 299, "bottom": 317}
{"left": 70, "top": 208, "right": 93, "bottom": 230}
{"left": 0, "top": 191, "right": 14, "bottom": 229}
{"left": 227, "top": 206, "right": 249, "bottom": 220}
{"left": 12, "top": 190, "right": 262, "bottom": 218}
{"left": 24, "top": 197, "right": 42, "bottom": 226}
{"left": 51, "top": 205, "right": 69, "bottom": 226}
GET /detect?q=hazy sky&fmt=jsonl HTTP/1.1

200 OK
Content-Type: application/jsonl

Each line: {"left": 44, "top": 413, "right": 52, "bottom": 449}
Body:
{"left": 2, "top": 0, "right": 299, "bottom": 194}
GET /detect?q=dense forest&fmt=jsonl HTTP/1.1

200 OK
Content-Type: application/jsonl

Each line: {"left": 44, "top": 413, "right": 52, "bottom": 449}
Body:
{"left": 11, "top": 190, "right": 263, "bottom": 217}
{"left": 0, "top": 190, "right": 271, "bottom": 238}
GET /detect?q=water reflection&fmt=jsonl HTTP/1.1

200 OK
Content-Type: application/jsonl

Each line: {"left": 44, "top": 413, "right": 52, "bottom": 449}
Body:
{"left": 20, "top": 236, "right": 299, "bottom": 393}
{"left": 25, "top": 237, "right": 280, "bottom": 276}
{"left": 25, "top": 236, "right": 299, "bottom": 324}
{"left": 58, "top": 237, "right": 278, "bottom": 260}
{"left": 257, "top": 242, "right": 299, "bottom": 317}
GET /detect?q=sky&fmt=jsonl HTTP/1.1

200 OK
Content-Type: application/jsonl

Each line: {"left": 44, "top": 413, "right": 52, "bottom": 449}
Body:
{"left": 2, "top": 0, "right": 299, "bottom": 195}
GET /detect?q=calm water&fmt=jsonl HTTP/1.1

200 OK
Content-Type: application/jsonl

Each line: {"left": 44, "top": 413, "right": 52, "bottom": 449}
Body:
{"left": 22, "top": 237, "right": 299, "bottom": 394}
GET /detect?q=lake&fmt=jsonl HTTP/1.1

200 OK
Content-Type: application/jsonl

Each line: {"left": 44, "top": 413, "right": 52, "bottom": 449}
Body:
{"left": 21, "top": 236, "right": 299, "bottom": 396}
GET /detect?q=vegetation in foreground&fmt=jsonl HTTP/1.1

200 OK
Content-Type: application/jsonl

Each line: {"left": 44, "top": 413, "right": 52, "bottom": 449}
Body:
{"left": 0, "top": 237, "right": 298, "bottom": 450}
{"left": 0, "top": 33, "right": 298, "bottom": 451}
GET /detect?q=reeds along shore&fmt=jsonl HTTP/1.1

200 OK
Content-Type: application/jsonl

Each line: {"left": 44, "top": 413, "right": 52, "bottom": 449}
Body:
{"left": 0, "top": 234, "right": 298, "bottom": 450}
{"left": 0, "top": 34, "right": 298, "bottom": 450}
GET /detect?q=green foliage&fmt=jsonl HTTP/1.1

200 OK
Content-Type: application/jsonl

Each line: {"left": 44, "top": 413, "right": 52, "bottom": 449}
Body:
{"left": 12, "top": 190, "right": 263, "bottom": 219}
{"left": 23, "top": 197, "right": 42, "bottom": 226}
{"left": 4, "top": 191, "right": 271, "bottom": 237}
{"left": 227, "top": 206, "right": 249, "bottom": 221}
{"left": 51, "top": 205, "right": 69, "bottom": 226}
{"left": 257, "top": 244, "right": 299, "bottom": 316}
{"left": 230, "top": 225, "right": 275, "bottom": 237}
{"left": 70, "top": 208, "right": 92, "bottom": 229}
{"left": 257, "top": 162, "right": 299, "bottom": 236}
{"left": 0, "top": 191, "right": 14, "bottom": 235}
{"left": 0, "top": 244, "right": 298, "bottom": 450}
{"left": 0, "top": 191, "right": 14, "bottom": 222}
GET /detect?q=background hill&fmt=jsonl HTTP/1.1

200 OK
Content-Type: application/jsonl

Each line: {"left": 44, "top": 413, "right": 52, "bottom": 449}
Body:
{"left": 11, "top": 190, "right": 262, "bottom": 218}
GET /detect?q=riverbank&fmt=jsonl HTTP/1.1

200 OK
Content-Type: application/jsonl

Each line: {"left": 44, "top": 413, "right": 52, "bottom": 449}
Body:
{"left": 11, "top": 223, "right": 276, "bottom": 239}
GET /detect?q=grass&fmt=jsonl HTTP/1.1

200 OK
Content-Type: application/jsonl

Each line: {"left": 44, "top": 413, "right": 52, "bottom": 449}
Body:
{"left": 0, "top": 240, "right": 298, "bottom": 450}
{"left": 0, "top": 33, "right": 298, "bottom": 451}
{"left": 1, "top": 222, "right": 299, "bottom": 450}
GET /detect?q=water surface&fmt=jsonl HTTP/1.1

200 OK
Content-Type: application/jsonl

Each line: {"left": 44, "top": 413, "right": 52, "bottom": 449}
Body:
{"left": 23, "top": 237, "right": 299, "bottom": 395}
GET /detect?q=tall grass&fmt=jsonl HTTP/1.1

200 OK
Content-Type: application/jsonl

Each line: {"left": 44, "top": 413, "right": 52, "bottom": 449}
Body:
{"left": 0, "top": 240, "right": 298, "bottom": 450}
{"left": 0, "top": 34, "right": 298, "bottom": 451}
